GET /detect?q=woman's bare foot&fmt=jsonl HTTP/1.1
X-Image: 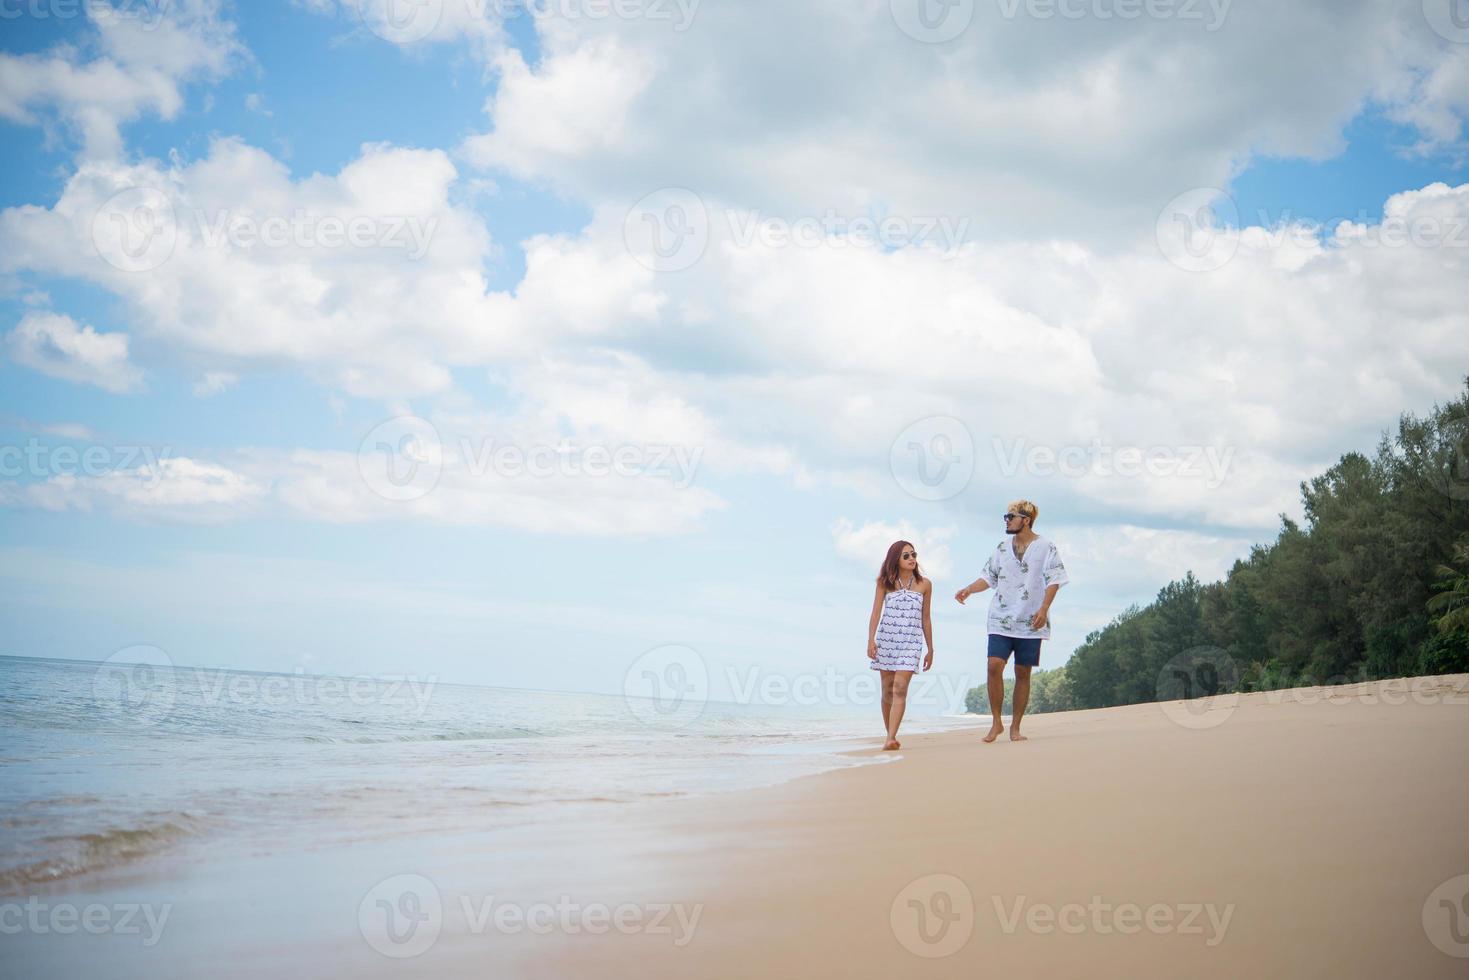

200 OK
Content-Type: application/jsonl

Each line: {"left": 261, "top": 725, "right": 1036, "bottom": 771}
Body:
{"left": 1009, "top": 729, "right": 1028, "bottom": 742}
{"left": 883, "top": 739, "right": 901, "bottom": 751}
{"left": 982, "top": 724, "right": 1004, "bottom": 743}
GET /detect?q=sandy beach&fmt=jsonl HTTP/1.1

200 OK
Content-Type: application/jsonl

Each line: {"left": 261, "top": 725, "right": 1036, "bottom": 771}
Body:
{"left": 453, "top": 674, "right": 1469, "bottom": 978}
{"left": 7, "top": 674, "right": 1468, "bottom": 979}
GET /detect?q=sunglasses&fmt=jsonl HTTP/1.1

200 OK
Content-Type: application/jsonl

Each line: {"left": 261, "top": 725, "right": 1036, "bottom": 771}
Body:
{"left": 901, "top": 552, "right": 917, "bottom": 560}
{"left": 1003, "top": 513, "right": 1027, "bottom": 521}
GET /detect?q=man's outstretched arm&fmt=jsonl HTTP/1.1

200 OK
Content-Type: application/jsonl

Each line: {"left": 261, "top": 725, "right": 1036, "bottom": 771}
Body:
{"left": 954, "top": 578, "right": 991, "bottom": 604}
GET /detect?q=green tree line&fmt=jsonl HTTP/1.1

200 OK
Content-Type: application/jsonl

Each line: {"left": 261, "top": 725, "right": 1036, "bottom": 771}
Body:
{"left": 967, "top": 380, "right": 1469, "bottom": 715}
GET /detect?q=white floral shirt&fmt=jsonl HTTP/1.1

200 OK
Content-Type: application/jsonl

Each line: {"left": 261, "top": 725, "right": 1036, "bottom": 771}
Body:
{"left": 979, "top": 536, "right": 1069, "bottom": 639}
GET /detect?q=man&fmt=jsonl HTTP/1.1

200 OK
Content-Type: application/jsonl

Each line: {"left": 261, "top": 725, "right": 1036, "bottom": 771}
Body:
{"left": 955, "top": 499, "right": 1069, "bottom": 742}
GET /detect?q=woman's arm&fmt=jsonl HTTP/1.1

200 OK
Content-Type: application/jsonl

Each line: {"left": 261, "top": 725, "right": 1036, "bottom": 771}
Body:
{"left": 867, "top": 583, "right": 884, "bottom": 660}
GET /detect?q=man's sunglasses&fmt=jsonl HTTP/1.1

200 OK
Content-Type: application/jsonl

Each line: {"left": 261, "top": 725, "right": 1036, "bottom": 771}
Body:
{"left": 1003, "top": 513, "right": 1027, "bottom": 521}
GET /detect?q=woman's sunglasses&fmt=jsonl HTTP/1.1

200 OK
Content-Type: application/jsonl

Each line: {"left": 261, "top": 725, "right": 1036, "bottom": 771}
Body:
{"left": 901, "top": 552, "right": 917, "bottom": 560}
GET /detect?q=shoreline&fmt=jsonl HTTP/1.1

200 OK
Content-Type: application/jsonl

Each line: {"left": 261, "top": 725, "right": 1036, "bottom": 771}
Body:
{"left": 0, "top": 710, "right": 981, "bottom": 901}
{"left": 5, "top": 675, "right": 1467, "bottom": 978}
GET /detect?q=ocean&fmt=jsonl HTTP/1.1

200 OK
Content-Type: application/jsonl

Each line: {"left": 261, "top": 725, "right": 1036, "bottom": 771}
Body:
{"left": 0, "top": 654, "right": 976, "bottom": 895}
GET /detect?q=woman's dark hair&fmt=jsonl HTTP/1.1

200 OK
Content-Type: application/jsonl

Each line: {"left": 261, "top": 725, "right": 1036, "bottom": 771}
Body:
{"left": 877, "top": 540, "right": 925, "bottom": 592}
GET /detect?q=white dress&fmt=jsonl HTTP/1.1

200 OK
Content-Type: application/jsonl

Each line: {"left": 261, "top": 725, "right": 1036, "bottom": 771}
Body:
{"left": 872, "top": 578, "right": 926, "bottom": 672}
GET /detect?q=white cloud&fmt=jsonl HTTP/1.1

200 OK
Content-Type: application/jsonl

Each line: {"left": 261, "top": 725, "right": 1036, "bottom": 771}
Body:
{"left": 833, "top": 518, "right": 955, "bottom": 580}
{"left": 462, "top": 38, "right": 656, "bottom": 175}
{"left": 4, "top": 1, "right": 1467, "bottom": 547}
{"left": 482, "top": 352, "right": 796, "bottom": 477}
{"left": 5, "top": 140, "right": 1467, "bottom": 536}
{"left": 0, "top": 406, "right": 727, "bottom": 534}
{"left": 1052, "top": 523, "right": 1258, "bottom": 602}
{"left": 302, "top": 0, "right": 509, "bottom": 59}
{"left": 490, "top": 181, "right": 1469, "bottom": 533}
{"left": 0, "top": 0, "right": 243, "bottom": 160}
{"left": 0, "top": 456, "right": 270, "bottom": 523}
{"left": 5, "top": 311, "right": 144, "bottom": 393}
{"left": 192, "top": 370, "right": 238, "bottom": 397}
{"left": 0, "top": 139, "right": 513, "bottom": 397}
{"left": 460, "top": 1, "right": 1469, "bottom": 243}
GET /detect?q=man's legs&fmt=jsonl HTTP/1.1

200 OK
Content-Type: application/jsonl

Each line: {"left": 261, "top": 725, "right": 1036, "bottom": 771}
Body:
{"left": 984, "top": 654, "right": 1007, "bottom": 743}
{"left": 1011, "top": 664, "right": 1032, "bottom": 741}
{"left": 1010, "top": 639, "right": 1042, "bottom": 741}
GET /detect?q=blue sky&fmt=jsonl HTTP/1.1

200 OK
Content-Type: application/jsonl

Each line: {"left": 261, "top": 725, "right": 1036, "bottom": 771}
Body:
{"left": 2, "top": 0, "right": 1467, "bottom": 712}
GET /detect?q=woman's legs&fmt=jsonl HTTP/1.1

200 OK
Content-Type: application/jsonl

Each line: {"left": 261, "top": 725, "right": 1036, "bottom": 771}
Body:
{"left": 879, "top": 670, "right": 895, "bottom": 734}
{"left": 884, "top": 670, "right": 913, "bottom": 749}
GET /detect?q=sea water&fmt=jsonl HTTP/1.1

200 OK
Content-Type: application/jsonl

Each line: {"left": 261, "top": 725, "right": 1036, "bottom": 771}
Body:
{"left": 0, "top": 655, "right": 975, "bottom": 894}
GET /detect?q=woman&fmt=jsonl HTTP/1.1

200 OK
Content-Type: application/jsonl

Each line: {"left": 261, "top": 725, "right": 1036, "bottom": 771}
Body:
{"left": 867, "top": 540, "right": 934, "bottom": 750}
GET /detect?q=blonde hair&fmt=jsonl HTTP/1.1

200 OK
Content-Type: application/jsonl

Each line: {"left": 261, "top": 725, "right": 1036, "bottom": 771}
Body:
{"left": 1007, "top": 499, "right": 1039, "bottom": 526}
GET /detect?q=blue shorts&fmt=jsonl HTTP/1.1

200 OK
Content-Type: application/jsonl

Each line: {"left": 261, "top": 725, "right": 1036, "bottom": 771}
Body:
{"left": 988, "top": 634, "right": 1042, "bottom": 668}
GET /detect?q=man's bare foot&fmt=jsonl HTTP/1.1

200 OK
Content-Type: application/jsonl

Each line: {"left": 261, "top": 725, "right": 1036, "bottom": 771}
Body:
{"left": 982, "top": 724, "right": 1004, "bottom": 743}
{"left": 883, "top": 739, "right": 901, "bottom": 751}
{"left": 1009, "top": 729, "right": 1028, "bottom": 742}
